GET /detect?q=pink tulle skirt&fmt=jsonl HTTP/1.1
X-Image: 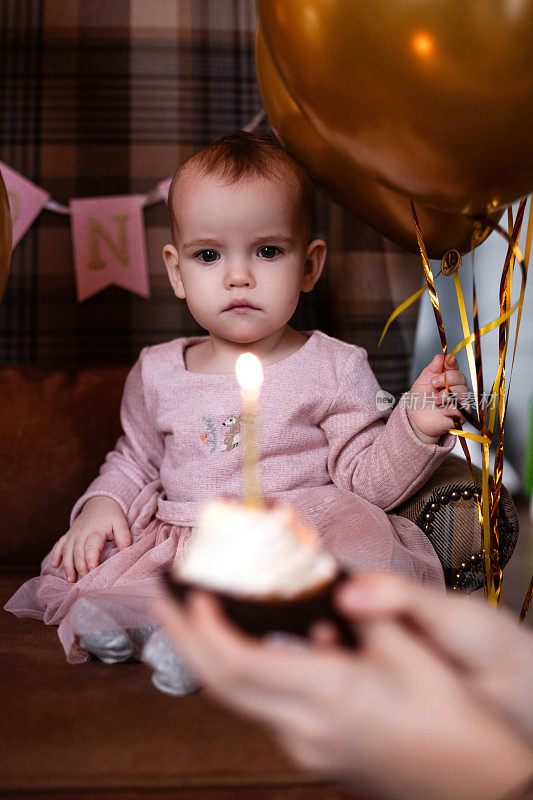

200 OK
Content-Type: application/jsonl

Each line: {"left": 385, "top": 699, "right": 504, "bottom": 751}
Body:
{"left": 4, "top": 481, "right": 444, "bottom": 663}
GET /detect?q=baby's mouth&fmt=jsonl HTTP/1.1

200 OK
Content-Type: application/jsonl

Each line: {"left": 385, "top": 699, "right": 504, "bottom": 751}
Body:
{"left": 224, "top": 301, "right": 260, "bottom": 311}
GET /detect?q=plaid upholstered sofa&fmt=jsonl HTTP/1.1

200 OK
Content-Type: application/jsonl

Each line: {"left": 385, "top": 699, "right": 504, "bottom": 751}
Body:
{"left": 0, "top": 2, "right": 519, "bottom": 797}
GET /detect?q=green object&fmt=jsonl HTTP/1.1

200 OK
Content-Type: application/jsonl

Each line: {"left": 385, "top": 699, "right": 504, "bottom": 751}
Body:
{"left": 525, "top": 397, "right": 533, "bottom": 495}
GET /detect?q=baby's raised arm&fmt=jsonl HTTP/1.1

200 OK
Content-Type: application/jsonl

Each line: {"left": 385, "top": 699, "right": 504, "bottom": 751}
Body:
{"left": 51, "top": 496, "right": 131, "bottom": 582}
{"left": 319, "top": 347, "right": 456, "bottom": 510}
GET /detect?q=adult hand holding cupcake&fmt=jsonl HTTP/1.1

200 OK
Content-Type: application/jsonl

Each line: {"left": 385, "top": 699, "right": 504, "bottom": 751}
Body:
{"left": 152, "top": 573, "right": 533, "bottom": 800}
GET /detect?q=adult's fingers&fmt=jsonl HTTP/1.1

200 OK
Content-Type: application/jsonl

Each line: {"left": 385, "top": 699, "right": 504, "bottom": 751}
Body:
{"left": 308, "top": 619, "right": 341, "bottom": 649}
{"left": 151, "top": 591, "right": 254, "bottom": 691}
{"left": 152, "top": 592, "right": 364, "bottom": 725}
{"left": 335, "top": 573, "right": 516, "bottom": 674}
{"left": 342, "top": 579, "right": 533, "bottom": 740}
{"left": 150, "top": 594, "right": 307, "bottom": 723}
{"left": 151, "top": 591, "right": 286, "bottom": 694}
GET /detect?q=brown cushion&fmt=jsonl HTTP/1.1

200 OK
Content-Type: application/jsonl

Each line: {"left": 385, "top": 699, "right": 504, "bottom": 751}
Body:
{"left": 1, "top": 365, "right": 129, "bottom": 566}
{"left": 1, "top": 570, "right": 338, "bottom": 796}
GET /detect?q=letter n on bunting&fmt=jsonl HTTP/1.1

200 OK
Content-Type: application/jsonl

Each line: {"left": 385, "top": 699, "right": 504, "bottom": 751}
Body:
{"left": 70, "top": 195, "right": 150, "bottom": 302}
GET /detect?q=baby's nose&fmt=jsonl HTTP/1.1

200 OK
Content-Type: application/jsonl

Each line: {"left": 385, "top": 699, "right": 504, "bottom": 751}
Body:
{"left": 225, "top": 264, "right": 254, "bottom": 288}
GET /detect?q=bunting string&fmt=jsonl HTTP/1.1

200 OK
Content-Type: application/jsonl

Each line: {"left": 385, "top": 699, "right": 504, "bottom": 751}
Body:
{"left": 1, "top": 110, "right": 266, "bottom": 302}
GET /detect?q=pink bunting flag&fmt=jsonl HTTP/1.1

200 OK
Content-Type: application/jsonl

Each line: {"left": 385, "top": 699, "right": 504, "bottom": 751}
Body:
{"left": 157, "top": 177, "right": 172, "bottom": 204}
{"left": 0, "top": 161, "right": 51, "bottom": 249}
{"left": 70, "top": 195, "right": 150, "bottom": 302}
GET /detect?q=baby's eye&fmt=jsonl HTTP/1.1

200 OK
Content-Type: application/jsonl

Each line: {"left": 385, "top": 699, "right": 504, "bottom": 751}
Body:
{"left": 258, "top": 245, "right": 282, "bottom": 259}
{"left": 195, "top": 249, "right": 220, "bottom": 264}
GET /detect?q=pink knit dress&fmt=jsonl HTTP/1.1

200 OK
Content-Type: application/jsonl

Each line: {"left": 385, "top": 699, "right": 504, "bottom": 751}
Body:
{"left": 5, "top": 329, "right": 453, "bottom": 663}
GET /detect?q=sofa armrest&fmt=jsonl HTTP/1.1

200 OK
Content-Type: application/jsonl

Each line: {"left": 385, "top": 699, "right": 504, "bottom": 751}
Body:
{"left": 395, "top": 454, "right": 519, "bottom": 592}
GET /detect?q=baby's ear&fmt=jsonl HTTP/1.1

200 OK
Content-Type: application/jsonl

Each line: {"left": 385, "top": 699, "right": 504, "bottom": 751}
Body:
{"left": 301, "top": 238, "right": 327, "bottom": 292}
{"left": 163, "top": 244, "right": 185, "bottom": 299}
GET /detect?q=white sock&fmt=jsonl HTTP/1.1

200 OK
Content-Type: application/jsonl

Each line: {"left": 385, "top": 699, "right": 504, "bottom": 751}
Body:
{"left": 141, "top": 629, "right": 201, "bottom": 696}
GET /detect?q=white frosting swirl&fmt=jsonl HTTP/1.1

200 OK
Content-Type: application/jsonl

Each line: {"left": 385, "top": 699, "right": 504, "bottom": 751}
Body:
{"left": 175, "top": 499, "right": 337, "bottom": 598}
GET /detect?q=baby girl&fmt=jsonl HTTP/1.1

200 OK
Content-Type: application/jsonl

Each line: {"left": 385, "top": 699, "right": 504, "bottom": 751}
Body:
{"left": 5, "top": 130, "right": 467, "bottom": 693}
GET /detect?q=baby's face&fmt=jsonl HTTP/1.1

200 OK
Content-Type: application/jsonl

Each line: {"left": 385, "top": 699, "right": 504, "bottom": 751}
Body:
{"left": 163, "top": 168, "right": 326, "bottom": 344}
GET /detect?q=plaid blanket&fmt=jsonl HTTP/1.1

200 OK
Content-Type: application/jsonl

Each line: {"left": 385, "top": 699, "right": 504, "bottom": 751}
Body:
{"left": 0, "top": 0, "right": 421, "bottom": 396}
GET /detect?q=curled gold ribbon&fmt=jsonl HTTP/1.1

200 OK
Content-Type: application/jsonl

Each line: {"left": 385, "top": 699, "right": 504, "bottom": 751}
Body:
{"left": 450, "top": 301, "right": 519, "bottom": 357}
{"left": 481, "top": 201, "right": 529, "bottom": 605}
{"left": 452, "top": 270, "right": 478, "bottom": 416}
{"left": 409, "top": 203, "right": 496, "bottom": 599}
{"left": 377, "top": 282, "right": 431, "bottom": 349}
{"left": 377, "top": 198, "right": 531, "bottom": 609}
{"left": 489, "top": 203, "right": 526, "bottom": 600}
{"left": 469, "top": 238, "right": 495, "bottom": 601}
{"left": 449, "top": 430, "right": 490, "bottom": 445}
{"left": 411, "top": 201, "right": 499, "bottom": 602}
{"left": 519, "top": 576, "right": 533, "bottom": 624}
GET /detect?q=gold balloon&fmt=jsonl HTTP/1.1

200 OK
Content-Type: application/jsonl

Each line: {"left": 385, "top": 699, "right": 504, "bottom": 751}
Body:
{"left": 256, "top": 25, "right": 499, "bottom": 258}
{"left": 257, "top": 0, "right": 533, "bottom": 215}
{"left": 0, "top": 173, "right": 12, "bottom": 302}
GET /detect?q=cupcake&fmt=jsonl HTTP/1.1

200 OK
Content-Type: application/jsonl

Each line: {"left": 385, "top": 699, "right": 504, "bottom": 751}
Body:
{"left": 163, "top": 497, "right": 357, "bottom": 646}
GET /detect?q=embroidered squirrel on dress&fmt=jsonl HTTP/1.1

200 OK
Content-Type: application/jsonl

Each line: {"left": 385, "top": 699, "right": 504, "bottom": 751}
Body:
{"left": 221, "top": 414, "right": 242, "bottom": 451}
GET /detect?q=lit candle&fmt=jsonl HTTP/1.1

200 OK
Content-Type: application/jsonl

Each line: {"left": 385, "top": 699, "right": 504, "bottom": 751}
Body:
{"left": 235, "top": 353, "right": 264, "bottom": 507}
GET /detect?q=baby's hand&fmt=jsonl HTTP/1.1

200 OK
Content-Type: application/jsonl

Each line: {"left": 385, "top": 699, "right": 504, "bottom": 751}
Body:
{"left": 406, "top": 354, "right": 469, "bottom": 444}
{"left": 51, "top": 496, "right": 131, "bottom": 583}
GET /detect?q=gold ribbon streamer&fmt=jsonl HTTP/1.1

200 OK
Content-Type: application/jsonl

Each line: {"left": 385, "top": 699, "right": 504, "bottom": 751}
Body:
{"left": 449, "top": 430, "right": 490, "bottom": 445}
{"left": 469, "top": 241, "right": 495, "bottom": 600}
{"left": 488, "top": 209, "right": 517, "bottom": 434}
{"left": 450, "top": 301, "right": 519, "bottom": 358}
{"left": 410, "top": 201, "right": 501, "bottom": 601}
{"left": 409, "top": 203, "right": 494, "bottom": 600}
{"left": 481, "top": 439, "right": 494, "bottom": 599}
{"left": 377, "top": 283, "right": 431, "bottom": 349}
{"left": 519, "top": 575, "right": 533, "bottom": 624}
{"left": 499, "top": 202, "right": 531, "bottom": 412}
{"left": 410, "top": 202, "right": 447, "bottom": 353}
{"left": 489, "top": 203, "right": 526, "bottom": 600}
{"left": 482, "top": 202, "right": 529, "bottom": 605}
{"left": 518, "top": 203, "right": 533, "bottom": 623}
{"left": 410, "top": 202, "right": 489, "bottom": 435}
{"left": 452, "top": 271, "right": 478, "bottom": 416}
{"left": 514, "top": 201, "right": 533, "bottom": 623}
{"left": 379, "top": 199, "right": 531, "bottom": 609}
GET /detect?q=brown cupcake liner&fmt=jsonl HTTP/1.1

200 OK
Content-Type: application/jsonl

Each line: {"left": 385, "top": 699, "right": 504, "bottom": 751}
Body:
{"left": 160, "top": 568, "right": 359, "bottom": 648}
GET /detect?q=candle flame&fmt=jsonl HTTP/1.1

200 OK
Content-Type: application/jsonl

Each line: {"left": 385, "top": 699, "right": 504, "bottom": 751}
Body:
{"left": 235, "top": 352, "right": 264, "bottom": 400}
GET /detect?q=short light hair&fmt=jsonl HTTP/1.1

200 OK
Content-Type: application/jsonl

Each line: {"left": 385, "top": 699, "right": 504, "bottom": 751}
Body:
{"left": 168, "top": 129, "right": 316, "bottom": 243}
